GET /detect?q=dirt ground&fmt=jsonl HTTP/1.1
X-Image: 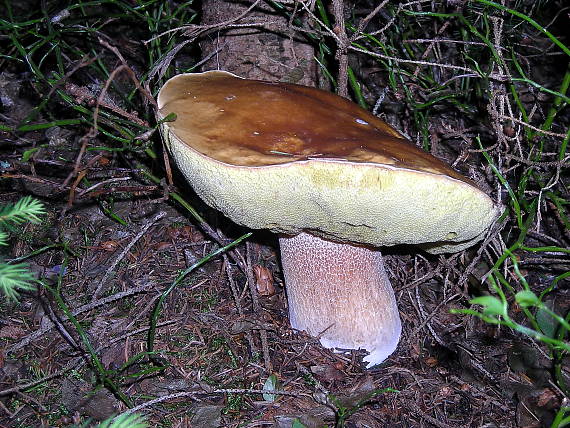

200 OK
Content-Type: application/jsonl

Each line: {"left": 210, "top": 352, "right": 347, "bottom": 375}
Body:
{"left": 0, "top": 1, "right": 569, "bottom": 427}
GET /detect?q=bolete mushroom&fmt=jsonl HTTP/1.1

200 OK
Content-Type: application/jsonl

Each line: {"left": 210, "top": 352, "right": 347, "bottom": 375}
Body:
{"left": 157, "top": 71, "right": 501, "bottom": 367}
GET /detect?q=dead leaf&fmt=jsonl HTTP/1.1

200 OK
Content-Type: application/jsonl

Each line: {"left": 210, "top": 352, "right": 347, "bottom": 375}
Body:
{"left": 154, "top": 241, "right": 171, "bottom": 251}
{"left": 310, "top": 364, "right": 345, "bottom": 382}
{"left": 536, "top": 388, "right": 559, "bottom": 409}
{"left": 100, "top": 240, "right": 119, "bottom": 251}
{"left": 254, "top": 265, "right": 275, "bottom": 296}
{"left": 425, "top": 356, "right": 438, "bottom": 367}
{"left": 189, "top": 404, "right": 223, "bottom": 428}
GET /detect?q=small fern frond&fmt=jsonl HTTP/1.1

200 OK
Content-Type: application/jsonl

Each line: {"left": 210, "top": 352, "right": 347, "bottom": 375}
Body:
{"left": 0, "top": 196, "right": 46, "bottom": 226}
{"left": 96, "top": 413, "right": 148, "bottom": 428}
{"left": 0, "top": 262, "right": 37, "bottom": 301}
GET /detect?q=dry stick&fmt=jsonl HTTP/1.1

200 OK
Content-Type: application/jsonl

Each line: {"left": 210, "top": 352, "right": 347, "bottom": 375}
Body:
{"left": 456, "top": 226, "right": 503, "bottom": 294}
{"left": 7, "top": 281, "right": 156, "bottom": 354}
{"left": 61, "top": 45, "right": 153, "bottom": 211}
{"left": 499, "top": 115, "right": 568, "bottom": 138}
{"left": 246, "top": 242, "right": 272, "bottom": 372}
{"left": 409, "top": 291, "right": 460, "bottom": 340}
{"left": 487, "top": 17, "right": 510, "bottom": 155}
{"left": 295, "top": 362, "right": 330, "bottom": 395}
{"left": 331, "top": 0, "right": 349, "bottom": 98}
{"left": 40, "top": 293, "right": 82, "bottom": 351}
{"left": 64, "top": 82, "right": 149, "bottom": 127}
{"left": 526, "top": 228, "right": 566, "bottom": 247}
{"left": 0, "top": 399, "right": 14, "bottom": 418}
{"left": 160, "top": 134, "right": 174, "bottom": 188}
{"left": 1, "top": 174, "right": 77, "bottom": 191}
{"left": 15, "top": 390, "right": 46, "bottom": 412}
{"left": 225, "top": 258, "right": 257, "bottom": 354}
{"left": 122, "top": 388, "right": 307, "bottom": 416}
{"left": 92, "top": 211, "right": 167, "bottom": 300}
{"left": 65, "top": 168, "right": 89, "bottom": 211}
{"left": 415, "top": 409, "right": 456, "bottom": 428}
{"left": 295, "top": 0, "right": 340, "bottom": 43}
{"left": 355, "top": 3, "right": 400, "bottom": 41}
{"left": 204, "top": 223, "right": 249, "bottom": 275}
{"left": 396, "top": 262, "right": 440, "bottom": 292}
{"left": 412, "top": 21, "right": 451, "bottom": 79}
{"left": 522, "top": 257, "right": 569, "bottom": 265}
{"left": 85, "top": 185, "right": 159, "bottom": 200}
{"left": 349, "top": 0, "right": 390, "bottom": 43}
{"left": 537, "top": 166, "right": 562, "bottom": 232}
{"left": 122, "top": 291, "right": 164, "bottom": 333}
{"left": 43, "top": 55, "right": 98, "bottom": 105}
{"left": 504, "top": 154, "right": 570, "bottom": 167}
{"left": 91, "top": 64, "right": 142, "bottom": 132}
{"left": 349, "top": 45, "right": 478, "bottom": 74}
{"left": 77, "top": 176, "right": 133, "bottom": 197}
{"left": 413, "top": 285, "right": 447, "bottom": 349}
{"left": 60, "top": 130, "right": 94, "bottom": 189}
{"left": 403, "top": 38, "right": 494, "bottom": 47}
{"left": 144, "top": 0, "right": 264, "bottom": 44}
{"left": 97, "top": 38, "right": 156, "bottom": 108}
{"left": 64, "top": 152, "right": 106, "bottom": 213}
{"left": 492, "top": 15, "right": 529, "bottom": 159}
{"left": 0, "top": 321, "right": 175, "bottom": 397}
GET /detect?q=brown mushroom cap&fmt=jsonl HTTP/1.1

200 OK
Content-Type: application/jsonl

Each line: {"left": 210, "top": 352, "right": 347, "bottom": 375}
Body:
{"left": 157, "top": 71, "right": 500, "bottom": 253}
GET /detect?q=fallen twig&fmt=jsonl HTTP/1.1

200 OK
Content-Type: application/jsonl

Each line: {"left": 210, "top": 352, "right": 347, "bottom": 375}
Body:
{"left": 92, "top": 211, "right": 167, "bottom": 300}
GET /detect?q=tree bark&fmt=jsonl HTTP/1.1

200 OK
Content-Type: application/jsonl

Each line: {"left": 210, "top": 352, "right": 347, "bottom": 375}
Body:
{"left": 200, "top": 0, "right": 317, "bottom": 86}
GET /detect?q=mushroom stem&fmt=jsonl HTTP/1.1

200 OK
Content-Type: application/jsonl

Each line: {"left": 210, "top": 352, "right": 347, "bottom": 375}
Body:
{"left": 279, "top": 232, "right": 402, "bottom": 367}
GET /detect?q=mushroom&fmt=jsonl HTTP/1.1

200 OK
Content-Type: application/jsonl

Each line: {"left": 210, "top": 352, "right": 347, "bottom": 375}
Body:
{"left": 156, "top": 71, "right": 501, "bottom": 367}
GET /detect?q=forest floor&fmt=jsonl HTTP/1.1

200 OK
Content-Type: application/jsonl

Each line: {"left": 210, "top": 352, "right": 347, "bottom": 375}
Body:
{"left": 0, "top": 1, "right": 569, "bottom": 427}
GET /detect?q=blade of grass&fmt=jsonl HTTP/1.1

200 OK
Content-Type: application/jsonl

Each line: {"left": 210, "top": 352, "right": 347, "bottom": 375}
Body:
{"left": 475, "top": 0, "right": 570, "bottom": 58}
{"left": 44, "top": 260, "right": 134, "bottom": 407}
{"left": 147, "top": 232, "right": 252, "bottom": 355}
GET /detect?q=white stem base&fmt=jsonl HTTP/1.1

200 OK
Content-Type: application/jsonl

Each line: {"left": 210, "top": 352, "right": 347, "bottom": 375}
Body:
{"left": 279, "top": 232, "right": 401, "bottom": 367}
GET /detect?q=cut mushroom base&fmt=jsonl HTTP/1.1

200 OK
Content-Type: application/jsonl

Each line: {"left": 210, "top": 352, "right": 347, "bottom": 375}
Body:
{"left": 279, "top": 232, "right": 402, "bottom": 367}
